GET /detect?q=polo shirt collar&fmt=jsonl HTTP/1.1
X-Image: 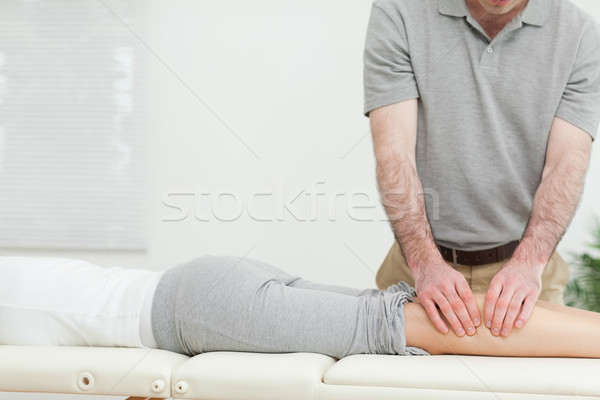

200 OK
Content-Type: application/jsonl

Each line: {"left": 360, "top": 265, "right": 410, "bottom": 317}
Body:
{"left": 520, "top": 0, "right": 551, "bottom": 26}
{"left": 438, "top": 0, "right": 551, "bottom": 27}
{"left": 439, "top": 0, "right": 469, "bottom": 18}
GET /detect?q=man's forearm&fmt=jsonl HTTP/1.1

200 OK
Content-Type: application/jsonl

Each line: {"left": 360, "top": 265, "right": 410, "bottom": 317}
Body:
{"left": 377, "top": 154, "right": 442, "bottom": 271}
{"left": 371, "top": 102, "right": 481, "bottom": 334}
{"left": 370, "top": 100, "right": 444, "bottom": 275}
{"left": 513, "top": 144, "right": 591, "bottom": 271}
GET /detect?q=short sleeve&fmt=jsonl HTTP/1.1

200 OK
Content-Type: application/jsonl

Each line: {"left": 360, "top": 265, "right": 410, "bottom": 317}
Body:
{"left": 555, "top": 20, "right": 600, "bottom": 141}
{"left": 363, "top": 3, "right": 419, "bottom": 117}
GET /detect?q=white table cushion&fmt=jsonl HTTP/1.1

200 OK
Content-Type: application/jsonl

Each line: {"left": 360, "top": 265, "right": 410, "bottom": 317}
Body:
{"left": 2, "top": 347, "right": 600, "bottom": 400}
{"left": 171, "top": 352, "right": 336, "bottom": 400}
{"left": 0, "top": 345, "right": 189, "bottom": 397}
{"left": 317, "top": 383, "right": 600, "bottom": 400}
{"left": 323, "top": 354, "right": 600, "bottom": 399}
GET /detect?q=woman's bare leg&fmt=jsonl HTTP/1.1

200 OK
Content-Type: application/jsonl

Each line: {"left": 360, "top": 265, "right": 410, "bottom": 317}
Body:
{"left": 535, "top": 299, "right": 600, "bottom": 322}
{"left": 405, "top": 293, "right": 600, "bottom": 358}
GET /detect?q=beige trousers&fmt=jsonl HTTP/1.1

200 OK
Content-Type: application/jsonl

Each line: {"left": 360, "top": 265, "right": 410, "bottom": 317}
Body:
{"left": 376, "top": 241, "right": 570, "bottom": 304}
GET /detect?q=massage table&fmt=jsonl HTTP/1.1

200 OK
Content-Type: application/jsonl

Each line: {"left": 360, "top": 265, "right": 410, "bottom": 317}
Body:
{"left": 1, "top": 345, "right": 600, "bottom": 399}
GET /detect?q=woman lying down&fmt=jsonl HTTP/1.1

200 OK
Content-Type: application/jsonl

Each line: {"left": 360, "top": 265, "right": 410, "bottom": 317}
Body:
{"left": 1, "top": 254, "right": 599, "bottom": 358}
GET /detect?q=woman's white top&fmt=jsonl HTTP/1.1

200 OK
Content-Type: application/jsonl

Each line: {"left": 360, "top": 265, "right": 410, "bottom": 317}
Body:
{"left": 0, "top": 256, "right": 163, "bottom": 348}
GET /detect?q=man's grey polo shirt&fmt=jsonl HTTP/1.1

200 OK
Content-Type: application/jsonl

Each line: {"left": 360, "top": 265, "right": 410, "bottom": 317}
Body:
{"left": 364, "top": 0, "right": 600, "bottom": 251}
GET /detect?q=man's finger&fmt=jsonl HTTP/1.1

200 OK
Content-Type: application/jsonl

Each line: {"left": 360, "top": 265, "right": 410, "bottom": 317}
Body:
{"left": 491, "top": 290, "right": 513, "bottom": 336}
{"left": 484, "top": 282, "right": 502, "bottom": 329}
{"left": 421, "top": 298, "right": 449, "bottom": 334}
{"left": 456, "top": 280, "right": 481, "bottom": 329}
{"left": 436, "top": 295, "right": 466, "bottom": 336}
{"left": 501, "top": 291, "right": 524, "bottom": 336}
{"left": 445, "top": 290, "right": 475, "bottom": 336}
{"left": 515, "top": 295, "right": 537, "bottom": 329}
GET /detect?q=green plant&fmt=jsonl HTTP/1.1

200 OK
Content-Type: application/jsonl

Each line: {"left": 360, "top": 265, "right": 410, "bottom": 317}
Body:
{"left": 564, "top": 220, "right": 600, "bottom": 312}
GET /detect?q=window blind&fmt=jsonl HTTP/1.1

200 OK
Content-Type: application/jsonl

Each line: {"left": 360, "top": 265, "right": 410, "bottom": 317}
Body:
{"left": 0, "top": 0, "right": 148, "bottom": 250}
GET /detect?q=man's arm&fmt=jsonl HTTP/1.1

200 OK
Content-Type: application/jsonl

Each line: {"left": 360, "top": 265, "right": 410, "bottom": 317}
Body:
{"left": 484, "top": 117, "right": 593, "bottom": 337}
{"left": 370, "top": 100, "right": 480, "bottom": 336}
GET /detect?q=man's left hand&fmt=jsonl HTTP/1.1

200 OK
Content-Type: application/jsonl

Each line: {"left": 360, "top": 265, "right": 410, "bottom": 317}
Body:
{"left": 483, "top": 260, "right": 543, "bottom": 337}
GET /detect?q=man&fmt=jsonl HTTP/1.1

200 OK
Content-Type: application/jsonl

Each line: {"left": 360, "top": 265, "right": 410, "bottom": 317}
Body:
{"left": 364, "top": 0, "right": 600, "bottom": 338}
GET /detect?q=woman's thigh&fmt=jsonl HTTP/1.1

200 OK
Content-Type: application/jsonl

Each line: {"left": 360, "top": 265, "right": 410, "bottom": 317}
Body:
{"left": 155, "top": 255, "right": 425, "bottom": 358}
{"left": 166, "top": 256, "right": 362, "bottom": 357}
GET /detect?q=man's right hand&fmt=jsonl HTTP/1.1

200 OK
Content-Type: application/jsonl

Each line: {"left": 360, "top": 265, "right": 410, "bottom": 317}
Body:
{"left": 413, "top": 261, "right": 481, "bottom": 336}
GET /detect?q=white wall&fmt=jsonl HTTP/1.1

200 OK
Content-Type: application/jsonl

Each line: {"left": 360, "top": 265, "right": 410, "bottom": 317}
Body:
{"left": 555, "top": 0, "right": 600, "bottom": 258}
{"left": 3, "top": 0, "right": 600, "bottom": 290}
{"left": 3, "top": 0, "right": 385, "bottom": 289}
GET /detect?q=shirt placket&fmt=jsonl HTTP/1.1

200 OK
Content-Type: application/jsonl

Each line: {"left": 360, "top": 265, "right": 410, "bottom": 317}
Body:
{"left": 473, "top": 17, "right": 524, "bottom": 72}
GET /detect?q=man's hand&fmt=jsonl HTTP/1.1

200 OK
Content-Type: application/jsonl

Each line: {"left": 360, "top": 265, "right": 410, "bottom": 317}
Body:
{"left": 484, "top": 118, "right": 591, "bottom": 338}
{"left": 484, "top": 259, "right": 542, "bottom": 337}
{"left": 414, "top": 261, "right": 481, "bottom": 337}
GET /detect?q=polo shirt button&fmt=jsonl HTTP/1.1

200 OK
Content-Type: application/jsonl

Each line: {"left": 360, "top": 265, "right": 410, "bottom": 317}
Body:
{"left": 487, "top": 46, "right": 493, "bottom": 54}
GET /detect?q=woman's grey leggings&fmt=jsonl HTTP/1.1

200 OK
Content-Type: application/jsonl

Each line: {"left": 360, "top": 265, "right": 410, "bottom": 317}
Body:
{"left": 150, "top": 255, "right": 428, "bottom": 359}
